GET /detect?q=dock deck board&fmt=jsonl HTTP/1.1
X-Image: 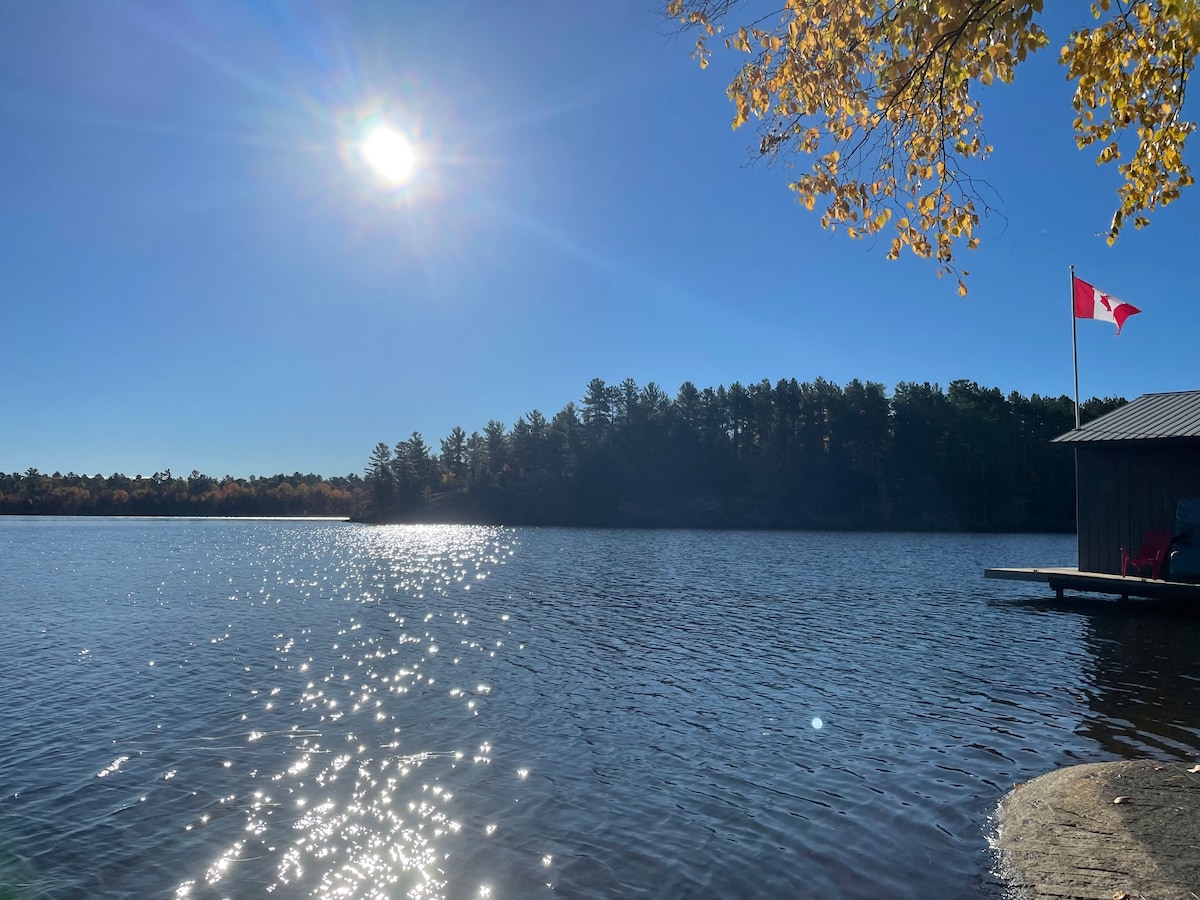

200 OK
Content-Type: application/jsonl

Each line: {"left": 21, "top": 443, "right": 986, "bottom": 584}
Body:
{"left": 984, "top": 566, "right": 1200, "bottom": 601}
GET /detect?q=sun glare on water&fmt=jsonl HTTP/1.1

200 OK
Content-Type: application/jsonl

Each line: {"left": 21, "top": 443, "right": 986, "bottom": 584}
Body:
{"left": 361, "top": 126, "right": 417, "bottom": 185}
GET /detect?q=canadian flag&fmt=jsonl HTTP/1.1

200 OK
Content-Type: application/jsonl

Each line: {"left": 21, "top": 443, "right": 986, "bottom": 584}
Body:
{"left": 1073, "top": 276, "right": 1141, "bottom": 334}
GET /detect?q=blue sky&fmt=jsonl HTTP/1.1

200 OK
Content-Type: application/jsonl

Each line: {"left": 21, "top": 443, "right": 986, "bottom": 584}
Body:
{"left": 2, "top": 2, "right": 1196, "bottom": 479}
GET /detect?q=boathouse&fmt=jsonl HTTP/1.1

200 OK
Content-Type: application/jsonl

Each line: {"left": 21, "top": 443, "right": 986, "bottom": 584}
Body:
{"left": 1052, "top": 390, "right": 1200, "bottom": 575}
{"left": 985, "top": 390, "right": 1200, "bottom": 600}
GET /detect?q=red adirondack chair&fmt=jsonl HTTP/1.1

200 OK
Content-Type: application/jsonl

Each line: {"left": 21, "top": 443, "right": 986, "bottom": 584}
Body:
{"left": 1121, "top": 529, "right": 1175, "bottom": 580}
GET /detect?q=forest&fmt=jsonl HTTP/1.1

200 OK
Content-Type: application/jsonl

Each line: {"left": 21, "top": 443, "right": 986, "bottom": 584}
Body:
{"left": 359, "top": 377, "right": 1124, "bottom": 533}
{"left": 1, "top": 377, "right": 1123, "bottom": 531}
{"left": 0, "top": 470, "right": 362, "bottom": 518}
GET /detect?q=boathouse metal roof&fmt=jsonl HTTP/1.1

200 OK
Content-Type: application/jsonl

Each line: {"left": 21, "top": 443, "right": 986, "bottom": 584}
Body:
{"left": 1053, "top": 390, "right": 1200, "bottom": 443}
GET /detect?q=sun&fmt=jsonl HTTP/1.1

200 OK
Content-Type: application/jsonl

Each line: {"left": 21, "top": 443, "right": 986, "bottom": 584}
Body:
{"left": 360, "top": 126, "right": 417, "bottom": 185}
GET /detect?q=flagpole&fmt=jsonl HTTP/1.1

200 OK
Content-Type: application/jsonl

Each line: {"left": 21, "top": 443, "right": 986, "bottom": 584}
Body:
{"left": 1070, "top": 264, "right": 1080, "bottom": 430}
{"left": 1070, "top": 264, "right": 1081, "bottom": 552}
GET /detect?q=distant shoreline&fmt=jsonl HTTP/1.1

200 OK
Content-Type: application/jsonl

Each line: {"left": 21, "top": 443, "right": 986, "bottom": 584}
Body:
{"left": 0, "top": 511, "right": 1076, "bottom": 536}
{"left": 1, "top": 513, "right": 351, "bottom": 521}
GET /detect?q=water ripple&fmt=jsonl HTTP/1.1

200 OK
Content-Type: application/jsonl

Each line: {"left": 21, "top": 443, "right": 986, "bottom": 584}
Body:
{"left": 2, "top": 520, "right": 1199, "bottom": 898}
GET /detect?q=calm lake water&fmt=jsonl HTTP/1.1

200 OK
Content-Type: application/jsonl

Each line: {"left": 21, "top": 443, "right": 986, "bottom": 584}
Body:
{"left": 2, "top": 518, "right": 1199, "bottom": 899}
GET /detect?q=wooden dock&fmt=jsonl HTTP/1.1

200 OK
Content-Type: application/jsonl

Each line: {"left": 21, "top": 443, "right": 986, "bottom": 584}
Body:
{"left": 984, "top": 566, "right": 1200, "bottom": 602}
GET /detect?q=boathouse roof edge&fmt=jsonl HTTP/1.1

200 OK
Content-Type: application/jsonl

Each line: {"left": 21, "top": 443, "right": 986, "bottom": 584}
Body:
{"left": 1053, "top": 390, "right": 1200, "bottom": 444}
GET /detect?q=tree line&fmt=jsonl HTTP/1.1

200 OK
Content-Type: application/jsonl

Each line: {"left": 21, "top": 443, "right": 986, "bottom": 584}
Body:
{"left": 0, "top": 470, "right": 363, "bottom": 517}
{"left": 362, "top": 377, "right": 1124, "bottom": 532}
{"left": 2, "top": 377, "right": 1123, "bottom": 530}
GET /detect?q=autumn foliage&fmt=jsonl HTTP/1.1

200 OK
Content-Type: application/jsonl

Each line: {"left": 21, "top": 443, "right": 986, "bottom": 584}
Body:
{"left": 669, "top": 0, "right": 1198, "bottom": 292}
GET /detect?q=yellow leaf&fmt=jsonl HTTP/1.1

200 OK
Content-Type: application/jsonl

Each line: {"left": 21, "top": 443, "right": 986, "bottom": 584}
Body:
{"left": 670, "top": 0, "right": 1196, "bottom": 295}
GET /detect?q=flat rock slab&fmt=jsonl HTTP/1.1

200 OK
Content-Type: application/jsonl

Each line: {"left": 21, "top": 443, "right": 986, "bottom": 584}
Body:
{"left": 995, "top": 759, "right": 1200, "bottom": 900}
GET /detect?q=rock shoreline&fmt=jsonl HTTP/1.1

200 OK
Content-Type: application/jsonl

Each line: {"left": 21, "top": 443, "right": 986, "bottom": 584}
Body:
{"left": 995, "top": 759, "right": 1200, "bottom": 899}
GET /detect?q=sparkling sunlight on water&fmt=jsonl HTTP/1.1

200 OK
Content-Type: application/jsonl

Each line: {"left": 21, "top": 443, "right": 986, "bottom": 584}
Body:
{"left": 3, "top": 518, "right": 1200, "bottom": 899}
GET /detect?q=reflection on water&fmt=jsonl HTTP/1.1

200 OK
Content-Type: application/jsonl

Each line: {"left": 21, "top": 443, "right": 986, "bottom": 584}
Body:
{"left": 1076, "top": 603, "right": 1200, "bottom": 757}
{"left": 2, "top": 521, "right": 528, "bottom": 900}
{"left": 0, "top": 520, "right": 1198, "bottom": 899}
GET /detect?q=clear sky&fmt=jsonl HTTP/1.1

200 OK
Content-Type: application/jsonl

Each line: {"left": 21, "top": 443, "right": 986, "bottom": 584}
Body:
{"left": 2, "top": 2, "right": 1196, "bottom": 479}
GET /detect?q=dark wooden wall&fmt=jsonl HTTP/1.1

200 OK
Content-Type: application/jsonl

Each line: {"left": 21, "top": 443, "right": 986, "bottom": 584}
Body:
{"left": 1076, "top": 443, "right": 1200, "bottom": 573}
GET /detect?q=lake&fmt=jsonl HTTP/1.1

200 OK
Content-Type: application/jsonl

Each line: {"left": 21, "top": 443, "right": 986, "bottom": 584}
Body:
{"left": 2, "top": 518, "right": 1199, "bottom": 899}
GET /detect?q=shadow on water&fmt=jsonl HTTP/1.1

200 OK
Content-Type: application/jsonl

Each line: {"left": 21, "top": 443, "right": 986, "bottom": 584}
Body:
{"left": 1002, "top": 594, "right": 1200, "bottom": 760}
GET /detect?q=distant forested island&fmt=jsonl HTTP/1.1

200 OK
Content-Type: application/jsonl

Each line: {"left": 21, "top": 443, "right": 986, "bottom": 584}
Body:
{"left": 2, "top": 377, "right": 1123, "bottom": 531}
{"left": 359, "top": 377, "right": 1123, "bottom": 533}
